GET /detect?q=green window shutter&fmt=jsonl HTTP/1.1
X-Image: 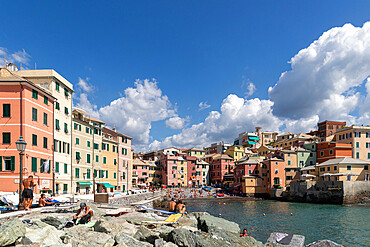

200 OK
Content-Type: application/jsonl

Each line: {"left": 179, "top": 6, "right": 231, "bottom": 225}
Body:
{"left": 103, "top": 157, "right": 106, "bottom": 164}
{"left": 76, "top": 152, "right": 81, "bottom": 160}
{"left": 122, "top": 148, "right": 124, "bottom": 154}
{"left": 65, "top": 107, "right": 69, "bottom": 115}
{"left": 87, "top": 154, "right": 91, "bottom": 163}
{"left": 114, "top": 172, "right": 116, "bottom": 179}
{"left": 86, "top": 127, "right": 89, "bottom": 133}
{"left": 55, "top": 102, "right": 60, "bottom": 110}
{"left": 43, "top": 137, "right": 47, "bottom": 149}
{"left": 32, "top": 108, "right": 37, "bottom": 121}
{"left": 75, "top": 168, "right": 79, "bottom": 178}
{"left": 64, "top": 88, "right": 69, "bottom": 97}
{"left": 32, "top": 134, "right": 37, "bottom": 146}
{"left": 44, "top": 96, "right": 48, "bottom": 105}
{"left": 64, "top": 163, "right": 68, "bottom": 173}
{"left": 32, "top": 89, "right": 38, "bottom": 99}
{"left": 43, "top": 113, "right": 48, "bottom": 125}
{"left": 106, "top": 170, "right": 108, "bottom": 178}
{"left": 40, "top": 159, "right": 44, "bottom": 173}
{"left": 122, "top": 172, "right": 125, "bottom": 179}
{"left": 87, "top": 141, "right": 90, "bottom": 147}
{"left": 10, "top": 156, "right": 15, "bottom": 171}
{"left": 76, "top": 138, "right": 79, "bottom": 145}
{"left": 87, "top": 169, "right": 91, "bottom": 179}
{"left": 55, "top": 162, "right": 59, "bottom": 173}
{"left": 56, "top": 82, "right": 60, "bottom": 91}
{"left": 64, "top": 123, "right": 68, "bottom": 133}
{"left": 74, "top": 123, "right": 77, "bottom": 130}
{"left": 79, "top": 125, "right": 81, "bottom": 131}
{"left": 3, "top": 104, "right": 10, "bottom": 117}
{"left": 94, "top": 169, "right": 97, "bottom": 178}
{"left": 95, "top": 155, "right": 99, "bottom": 162}
{"left": 107, "top": 144, "right": 109, "bottom": 151}
{"left": 3, "top": 132, "right": 10, "bottom": 144}
{"left": 0, "top": 156, "right": 2, "bottom": 171}
{"left": 56, "top": 119, "right": 60, "bottom": 130}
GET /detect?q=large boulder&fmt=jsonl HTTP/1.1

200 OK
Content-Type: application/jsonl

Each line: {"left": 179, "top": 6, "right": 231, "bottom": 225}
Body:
{"left": 63, "top": 226, "right": 115, "bottom": 247}
{"left": 306, "top": 240, "right": 344, "bottom": 247}
{"left": 175, "top": 215, "right": 198, "bottom": 228}
{"left": 134, "top": 225, "right": 161, "bottom": 244}
{"left": 115, "top": 232, "right": 153, "bottom": 247}
{"left": 168, "top": 228, "right": 197, "bottom": 247}
{"left": 197, "top": 214, "right": 240, "bottom": 234}
{"left": 152, "top": 225, "right": 174, "bottom": 241}
{"left": 20, "top": 224, "right": 64, "bottom": 246}
{"left": 41, "top": 215, "right": 65, "bottom": 228}
{"left": 0, "top": 219, "right": 26, "bottom": 246}
{"left": 94, "top": 219, "right": 137, "bottom": 236}
{"left": 266, "top": 232, "right": 305, "bottom": 247}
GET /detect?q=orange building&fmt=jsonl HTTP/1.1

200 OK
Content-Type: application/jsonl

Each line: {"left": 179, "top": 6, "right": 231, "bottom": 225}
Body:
{"left": 316, "top": 142, "right": 352, "bottom": 164}
{"left": 263, "top": 157, "right": 286, "bottom": 193}
{"left": 0, "top": 67, "right": 55, "bottom": 193}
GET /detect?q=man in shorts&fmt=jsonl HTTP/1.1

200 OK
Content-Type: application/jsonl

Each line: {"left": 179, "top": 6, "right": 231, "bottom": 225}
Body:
{"left": 22, "top": 175, "right": 35, "bottom": 210}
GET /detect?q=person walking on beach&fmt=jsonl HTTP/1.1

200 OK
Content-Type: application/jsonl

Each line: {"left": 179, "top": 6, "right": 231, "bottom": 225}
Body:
{"left": 22, "top": 175, "right": 35, "bottom": 210}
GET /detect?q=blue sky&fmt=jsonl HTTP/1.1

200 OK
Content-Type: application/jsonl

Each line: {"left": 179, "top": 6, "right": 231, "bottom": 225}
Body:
{"left": 2, "top": 1, "right": 370, "bottom": 151}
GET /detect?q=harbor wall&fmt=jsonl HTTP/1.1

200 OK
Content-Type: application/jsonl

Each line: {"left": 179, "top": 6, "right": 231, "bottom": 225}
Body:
{"left": 109, "top": 191, "right": 166, "bottom": 207}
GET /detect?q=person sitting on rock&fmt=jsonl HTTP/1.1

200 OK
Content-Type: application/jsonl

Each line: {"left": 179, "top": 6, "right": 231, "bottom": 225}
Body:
{"left": 38, "top": 194, "right": 55, "bottom": 207}
{"left": 175, "top": 200, "right": 187, "bottom": 215}
{"left": 168, "top": 198, "right": 176, "bottom": 212}
{"left": 73, "top": 203, "right": 94, "bottom": 224}
{"left": 240, "top": 229, "right": 248, "bottom": 237}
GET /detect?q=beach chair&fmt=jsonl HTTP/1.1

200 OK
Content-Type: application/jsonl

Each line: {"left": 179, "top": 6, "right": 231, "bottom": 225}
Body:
{"left": 142, "top": 213, "right": 182, "bottom": 225}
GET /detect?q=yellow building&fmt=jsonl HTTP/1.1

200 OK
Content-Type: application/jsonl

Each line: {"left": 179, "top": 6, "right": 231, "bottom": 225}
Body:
{"left": 242, "top": 175, "right": 266, "bottom": 195}
{"left": 177, "top": 156, "right": 188, "bottom": 186}
{"left": 100, "top": 130, "right": 119, "bottom": 192}
{"left": 225, "top": 146, "right": 245, "bottom": 161}
{"left": 335, "top": 125, "right": 370, "bottom": 161}
{"left": 185, "top": 148, "right": 205, "bottom": 159}
{"left": 316, "top": 157, "right": 370, "bottom": 182}
{"left": 145, "top": 160, "right": 157, "bottom": 185}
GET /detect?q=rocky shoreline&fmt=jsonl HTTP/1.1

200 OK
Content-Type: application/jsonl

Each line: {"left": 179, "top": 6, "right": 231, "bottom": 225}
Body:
{"left": 0, "top": 203, "right": 344, "bottom": 247}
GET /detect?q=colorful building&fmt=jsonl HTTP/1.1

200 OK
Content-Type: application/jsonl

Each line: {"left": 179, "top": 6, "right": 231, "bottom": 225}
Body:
{"left": 101, "top": 127, "right": 119, "bottom": 192}
{"left": 159, "top": 153, "right": 178, "bottom": 186}
{"left": 0, "top": 67, "right": 55, "bottom": 193}
{"left": 209, "top": 154, "right": 234, "bottom": 184}
{"left": 335, "top": 126, "right": 370, "bottom": 161}
{"left": 263, "top": 157, "right": 286, "bottom": 193}
{"left": 317, "top": 120, "right": 346, "bottom": 141}
{"left": 225, "top": 145, "right": 245, "bottom": 161}
{"left": 184, "top": 148, "right": 205, "bottom": 159}
{"left": 316, "top": 142, "right": 352, "bottom": 164}
{"left": 132, "top": 158, "right": 149, "bottom": 187}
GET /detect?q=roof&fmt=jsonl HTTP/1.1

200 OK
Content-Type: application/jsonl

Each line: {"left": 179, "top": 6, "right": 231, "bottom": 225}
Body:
{"left": 186, "top": 148, "right": 204, "bottom": 152}
{"left": 196, "top": 159, "right": 208, "bottom": 165}
{"left": 300, "top": 165, "right": 315, "bottom": 171}
{"left": 317, "top": 157, "right": 370, "bottom": 167}
{"left": 132, "top": 158, "right": 147, "bottom": 166}
{"left": 237, "top": 158, "right": 260, "bottom": 165}
{"left": 213, "top": 154, "right": 233, "bottom": 160}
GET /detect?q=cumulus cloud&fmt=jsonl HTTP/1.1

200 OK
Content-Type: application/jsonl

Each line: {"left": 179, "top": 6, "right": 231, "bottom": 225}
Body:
{"left": 198, "top": 102, "right": 210, "bottom": 111}
{"left": 77, "top": 77, "right": 94, "bottom": 93}
{"left": 282, "top": 115, "right": 319, "bottom": 134}
{"left": 0, "top": 47, "right": 31, "bottom": 65}
{"left": 149, "top": 94, "right": 282, "bottom": 150}
{"left": 245, "top": 82, "right": 256, "bottom": 98}
{"left": 165, "top": 116, "right": 188, "bottom": 129}
{"left": 269, "top": 22, "right": 370, "bottom": 122}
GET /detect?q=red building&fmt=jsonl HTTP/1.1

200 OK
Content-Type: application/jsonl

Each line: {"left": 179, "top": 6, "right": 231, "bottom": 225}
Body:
{"left": 184, "top": 155, "right": 202, "bottom": 187}
{"left": 159, "top": 153, "right": 178, "bottom": 186}
{"left": 317, "top": 120, "right": 346, "bottom": 141}
{"left": 209, "top": 154, "right": 234, "bottom": 184}
{"left": 233, "top": 158, "right": 260, "bottom": 193}
{"left": 316, "top": 142, "right": 352, "bottom": 164}
{"left": 263, "top": 157, "right": 286, "bottom": 193}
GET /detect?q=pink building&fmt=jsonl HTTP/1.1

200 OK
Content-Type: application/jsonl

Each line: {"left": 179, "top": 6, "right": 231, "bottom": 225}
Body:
{"left": 233, "top": 158, "right": 260, "bottom": 193}
{"left": 132, "top": 158, "right": 150, "bottom": 187}
{"left": 159, "top": 153, "right": 178, "bottom": 186}
{"left": 185, "top": 155, "right": 202, "bottom": 187}
{"left": 209, "top": 154, "right": 234, "bottom": 185}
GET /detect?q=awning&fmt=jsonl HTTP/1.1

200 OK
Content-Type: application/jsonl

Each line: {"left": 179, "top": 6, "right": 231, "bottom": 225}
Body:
{"left": 300, "top": 174, "right": 316, "bottom": 178}
{"left": 99, "top": 182, "right": 115, "bottom": 188}
{"left": 77, "top": 181, "right": 92, "bottom": 185}
{"left": 248, "top": 141, "right": 257, "bottom": 145}
{"left": 249, "top": 136, "right": 259, "bottom": 140}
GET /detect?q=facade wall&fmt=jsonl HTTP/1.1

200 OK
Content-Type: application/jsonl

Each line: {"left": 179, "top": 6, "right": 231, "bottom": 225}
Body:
{"left": 316, "top": 164, "right": 369, "bottom": 182}
{"left": 0, "top": 83, "right": 54, "bottom": 193}
{"left": 225, "top": 146, "right": 245, "bottom": 161}
{"left": 335, "top": 126, "right": 370, "bottom": 161}
{"left": 209, "top": 158, "right": 234, "bottom": 184}
{"left": 267, "top": 160, "right": 286, "bottom": 193}
{"left": 101, "top": 138, "right": 118, "bottom": 191}
{"left": 316, "top": 142, "right": 352, "bottom": 164}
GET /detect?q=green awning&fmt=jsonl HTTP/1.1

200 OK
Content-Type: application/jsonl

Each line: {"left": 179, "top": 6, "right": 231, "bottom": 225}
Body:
{"left": 249, "top": 136, "right": 259, "bottom": 140}
{"left": 248, "top": 141, "right": 257, "bottom": 145}
{"left": 99, "top": 182, "right": 115, "bottom": 188}
{"left": 77, "top": 181, "right": 92, "bottom": 185}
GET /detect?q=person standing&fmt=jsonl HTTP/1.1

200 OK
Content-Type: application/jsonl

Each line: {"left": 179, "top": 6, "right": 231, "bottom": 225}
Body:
{"left": 22, "top": 175, "right": 35, "bottom": 210}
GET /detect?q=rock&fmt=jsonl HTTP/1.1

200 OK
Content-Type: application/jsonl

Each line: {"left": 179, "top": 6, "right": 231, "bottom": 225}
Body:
{"left": 152, "top": 225, "right": 174, "bottom": 241}
{"left": 163, "top": 242, "right": 178, "bottom": 247}
{"left": 0, "top": 219, "right": 26, "bottom": 246}
{"left": 306, "top": 240, "right": 344, "bottom": 247}
{"left": 168, "top": 228, "right": 197, "bottom": 247}
{"left": 21, "top": 224, "right": 64, "bottom": 246}
{"left": 41, "top": 215, "right": 65, "bottom": 228}
{"left": 64, "top": 228, "right": 115, "bottom": 247}
{"left": 115, "top": 232, "right": 153, "bottom": 247}
{"left": 175, "top": 215, "right": 198, "bottom": 228}
{"left": 187, "top": 212, "right": 210, "bottom": 218}
{"left": 266, "top": 232, "right": 305, "bottom": 247}
{"left": 197, "top": 214, "right": 240, "bottom": 234}
{"left": 134, "top": 225, "right": 160, "bottom": 244}
{"left": 94, "top": 219, "right": 137, "bottom": 236}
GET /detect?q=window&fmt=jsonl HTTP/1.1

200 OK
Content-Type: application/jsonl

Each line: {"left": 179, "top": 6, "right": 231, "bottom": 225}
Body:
{"left": 367, "top": 143, "right": 370, "bottom": 149}
{"left": 44, "top": 96, "right": 48, "bottom": 105}
{"left": 43, "top": 113, "right": 48, "bottom": 125}
{"left": 106, "top": 170, "right": 108, "bottom": 178}
{"left": 64, "top": 88, "right": 69, "bottom": 97}
{"left": 64, "top": 164, "right": 68, "bottom": 174}
{"left": 320, "top": 151, "right": 324, "bottom": 157}
{"left": 87, "top": 141, "right": 90, "bottom": 147}
{"left": 365, "top": 165, "right": 368, "bottom": 170}
{"left": 122, "top": 172, "right": 126, "bottom": 179}
{"left": 3, "top": 104, "right": 10, "bottom": 117}
{"left": 333, "top": 166, "right": 337, "bottom": 171}
{"left": 347, "top": 175, "right": 351, "bottom": 181}
{"left": 87, "top": 154, "right": 91, "bottom": 163}
{"left": 32, "top": 89, "right": 38, "bottom": 99}
{"left": 95, "top": 155, "right": 99, "bottom": 162}
{"left": 32, "top": 134, "right": 37, "bottom": 146}
{"left": 288, "top": 153, "right": 290, "bottom": 157}
{"left": 286, "top": 176, "right": 293, "bottom": 180}
{"left": 356, "top": 152, "right": 360, "bottom": 159}
{"left": 275, "top": 169, "right": 278, "bottom": 174}
{"left": 327, "top": 167, "right": 331, "bottom": 171}
{"left": 114, "top": 172, "right": 116, "bottom": 179}
{"left": 249, "top": 170, "right": 252, "bottom": 174}
{"left": 347, "top": 165, "right": 351, "bottom": 170}
{"left": 43, "top": 137, "right": 47, "bottom": 149}
{"left": 75, "top": 168, "right": 80, "bottom": 178}
{"left": 1, "top": 156, "right": 15, "bottom": 171}
{"left": 55, "top": 102, "right": 60, "bottom": 110}
{"left": 55, "top": 162, "right": 59, "bottom": 173}
{"left": 2, "top": 132, "right": 10, "bottom": 144}
{"left": 32, "top": 108, "right": 37, "bottom": 121}
{"left": 87, "top": 169, "right": 91, "bottom": 179}
{"left": 94, "top": 143, "right": 99, "bottom": 149}
{"left": 173, "top": 174, "right": 176, "bottom": 178}
{"left": 74, "top": 123, "right": 77, "bottom": 130}
{"left": 64, "top": 107, "right": 69, "bottom": 115}
{"left": 76, "top": 138, "right": 79, "bottom": 145}
{"left": 64, "top": 123, "right": 68, "bottom": 133}
{"left": 356, "top": 142, "right": 360, "bottom": 148}
{"left": 55, "top": 82, "right": 60, "bottom": 91}
{"left": 56, "top": 119, "right": 60, "bottom": 130}
{"left": 114, "top": 159, "right": 117, "bottom": 165}
{"left": 329, "top": 150, "right": 333, "bottom": 155}
{"left": 288, "top": 160, "right": 291, "bottom": 165}
{"left": 320, "top": 167, "right": 325, "bottom": 172}
{"left": 31, "top": 158, "right": 37, "bottom": 172}
{"left": 103, "top": 156, "right": 107, "bottom": 164}
{"left": 76, "top": 152, "right": 81, "bottom": 160}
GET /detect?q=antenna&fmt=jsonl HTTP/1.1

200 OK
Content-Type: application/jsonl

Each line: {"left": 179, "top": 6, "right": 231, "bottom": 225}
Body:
{"left": 35, "top": 63, "right": 37, "bottom": 70}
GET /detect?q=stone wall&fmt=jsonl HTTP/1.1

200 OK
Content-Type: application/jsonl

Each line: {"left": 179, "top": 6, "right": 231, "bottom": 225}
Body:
{"left": 282, "top": 181, "right": 370, "bottom": 204}
{"left": 109, "top": 191, "right": 166, "bottom": 207}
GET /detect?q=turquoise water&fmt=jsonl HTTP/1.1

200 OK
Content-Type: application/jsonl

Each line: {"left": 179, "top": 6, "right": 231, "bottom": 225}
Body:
{"left": 185, "top": 198, "right": 370, "bottom": 247}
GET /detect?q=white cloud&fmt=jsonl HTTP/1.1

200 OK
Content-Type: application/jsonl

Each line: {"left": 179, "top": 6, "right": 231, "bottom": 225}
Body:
{"left": 77, "top": 77, "right": 94, "bottom": 93}
{"left": 149, "top": 94, "right": 282, "bottom": 150}
{"left": 282, "top": 115, "right": 319, "bottom": 134}
{"left": 165, "top": 116, "right": 187, "bottom": 129}
{"left": 0, "top": 47, "right": 31, "bottom": 65}
{"left": 198, "top": 102, "right": 210, "bottom": 111}
{"left": 245, "top": 82, "right": 256, "bottom": 98}
{"left": 74, "top": 93, "right": 99, "bottom": 118}
{"left": 269, "top": 22, "right": 370, "bottom": 123}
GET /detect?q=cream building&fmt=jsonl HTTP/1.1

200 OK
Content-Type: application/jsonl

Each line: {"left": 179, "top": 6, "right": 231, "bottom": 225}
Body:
{"left": 101, "top": 128, "right": 119, "bottom": 192}
{"left": 335, "top": 125, "right": 370, "bottom": 161}
{"left": 14, "top": 69, "right": 73, "bottom": 194}
{"left": 185, "top": 148, "right": 205, "bottom": 159}
{"left": 177, "top": 156, "right": 187, "bottom": 186}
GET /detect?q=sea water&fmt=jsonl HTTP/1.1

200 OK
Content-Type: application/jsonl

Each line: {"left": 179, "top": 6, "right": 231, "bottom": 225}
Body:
{"left": 185, "top": 198, "right": 370, "bottom": 246}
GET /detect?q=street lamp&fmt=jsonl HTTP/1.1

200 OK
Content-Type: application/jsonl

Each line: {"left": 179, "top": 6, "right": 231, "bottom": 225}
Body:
{"left": 16, "top": 136, "right": 27, "bottom": 210}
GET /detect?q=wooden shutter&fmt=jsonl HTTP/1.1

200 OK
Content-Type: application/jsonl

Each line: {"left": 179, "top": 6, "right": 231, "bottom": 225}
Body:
{"left": 32, "top": 158, "right": 37, "bottom": 172}
{"left": 0, "top": 156, "right": 2, "bottom": 171}
{"left": 10, "top": 156, "right": 15, "bottom": 171}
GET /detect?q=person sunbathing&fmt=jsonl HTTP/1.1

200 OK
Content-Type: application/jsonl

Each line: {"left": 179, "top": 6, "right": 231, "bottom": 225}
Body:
{"left": 38, "top": 194, "right": 55, "bottom": 207}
